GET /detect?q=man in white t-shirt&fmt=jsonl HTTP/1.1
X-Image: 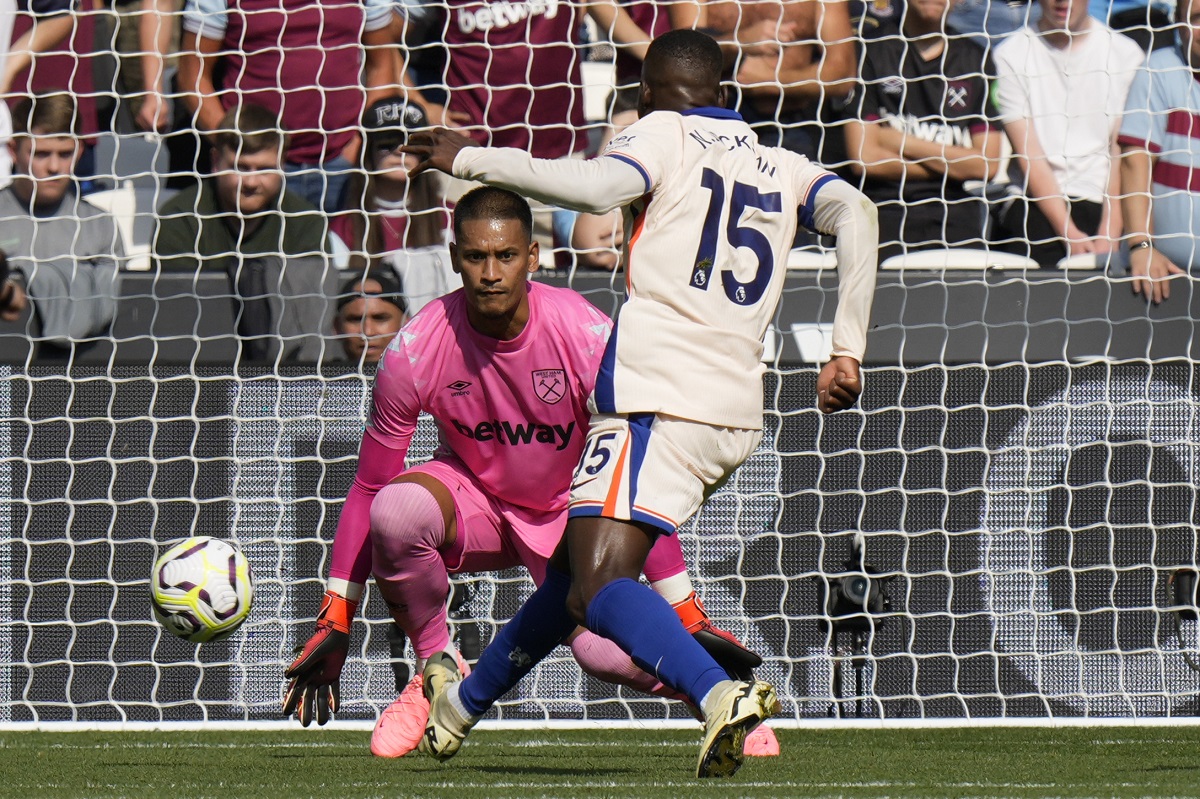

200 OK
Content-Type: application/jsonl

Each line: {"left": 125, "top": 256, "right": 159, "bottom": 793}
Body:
{"left": 993, "top": 0, "right": 1143, "bottom": 267}
{"left": 403, "top": 29, "right": 879, "bottom": 779}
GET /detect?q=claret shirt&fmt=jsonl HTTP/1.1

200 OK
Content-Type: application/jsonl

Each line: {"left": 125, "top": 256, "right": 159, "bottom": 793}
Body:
{"left": 436, "top": 0, "right": 587, "bottom": 158}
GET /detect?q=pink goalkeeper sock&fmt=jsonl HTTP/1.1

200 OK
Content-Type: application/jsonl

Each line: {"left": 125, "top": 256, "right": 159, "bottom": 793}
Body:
{"left": 569, "top": 629, "right": 662, "bottom": 695}
{"left": 644, "top": 531, "right": 687, "bottom": 583}
{"left": 370, "top": 481, "right": 453, "bottom": 659}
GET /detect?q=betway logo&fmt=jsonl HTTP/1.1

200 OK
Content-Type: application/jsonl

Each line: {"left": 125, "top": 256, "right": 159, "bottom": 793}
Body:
{"left": 457, "top": 0, "right": 559, "bottom": 34}
{"left": 451, "top": 417, "right": 576, "bottom": 451}
{"left": 881, "top": 111, "right": 972, "bottom": 148}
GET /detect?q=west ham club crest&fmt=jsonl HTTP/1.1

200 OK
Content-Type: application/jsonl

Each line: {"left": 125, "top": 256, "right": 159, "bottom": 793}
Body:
{"left": 532, "top": 369, "right": 566, "bottom": 404}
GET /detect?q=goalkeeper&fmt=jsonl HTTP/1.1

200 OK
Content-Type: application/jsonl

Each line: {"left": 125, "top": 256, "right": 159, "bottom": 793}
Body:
{"left": 283, "top": 185, "right": 766, "bottom": 757}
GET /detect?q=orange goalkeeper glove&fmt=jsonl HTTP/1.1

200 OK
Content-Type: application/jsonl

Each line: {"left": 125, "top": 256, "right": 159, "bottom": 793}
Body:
{"left": 672, "top": 591, "right": 763, "bottom": 682}
{"left": 283, "top": 590, "right": 358, "bottom": 727}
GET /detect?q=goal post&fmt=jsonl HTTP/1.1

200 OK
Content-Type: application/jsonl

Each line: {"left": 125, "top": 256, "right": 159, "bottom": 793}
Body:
{"left": 1, "top": 4, "right": 1199, "bottom": 727}
{"left": 3, "top": 353, "right": 1200, "bottom": 724}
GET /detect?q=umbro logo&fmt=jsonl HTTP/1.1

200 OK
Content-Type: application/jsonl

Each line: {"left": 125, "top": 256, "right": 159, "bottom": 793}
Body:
{"left": 447, "top": 380, "right": 472, "bottom": 396}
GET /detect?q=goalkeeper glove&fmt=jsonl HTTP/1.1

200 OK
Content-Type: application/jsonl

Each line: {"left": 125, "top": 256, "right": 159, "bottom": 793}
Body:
{"left": 283, "top": 590, "right": 358, "bottom": 727}
{"left": 672, "top": 591, "right": 763, "bottom": 682}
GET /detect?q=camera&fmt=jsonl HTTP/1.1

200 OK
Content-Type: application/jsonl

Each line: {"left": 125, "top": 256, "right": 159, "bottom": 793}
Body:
{"left": 818, "top": 533, "right": 891, "bottom": 634}
{"left": 1171, "top": 568, "right": 1199, "bottom": 621}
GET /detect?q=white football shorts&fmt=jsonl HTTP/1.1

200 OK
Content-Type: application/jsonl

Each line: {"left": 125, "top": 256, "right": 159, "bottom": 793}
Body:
{"left": 567, "top": 412, "right": 762, "bottom": 533}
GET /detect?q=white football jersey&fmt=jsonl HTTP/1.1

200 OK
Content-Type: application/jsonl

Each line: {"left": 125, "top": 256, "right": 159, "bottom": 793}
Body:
{"left": 592, "top": 108, "right": 839, "bottom": 429}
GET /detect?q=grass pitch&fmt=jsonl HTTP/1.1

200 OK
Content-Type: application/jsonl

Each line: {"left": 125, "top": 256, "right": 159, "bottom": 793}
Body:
{"left": 2, "top": 727, "right": 1199, "bottom": 798}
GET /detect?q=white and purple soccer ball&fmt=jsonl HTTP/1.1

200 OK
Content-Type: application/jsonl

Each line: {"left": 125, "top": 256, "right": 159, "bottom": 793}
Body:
{"left": 151, "top": 536, "right": 254, "bottom": 643}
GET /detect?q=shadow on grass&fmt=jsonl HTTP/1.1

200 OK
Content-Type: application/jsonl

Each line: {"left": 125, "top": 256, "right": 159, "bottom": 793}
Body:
{"left": 1140, "top": 765, "right": 1200, "bottom": 775}
{"left": 469, "top": 765, "right": 642, "bottom": 777}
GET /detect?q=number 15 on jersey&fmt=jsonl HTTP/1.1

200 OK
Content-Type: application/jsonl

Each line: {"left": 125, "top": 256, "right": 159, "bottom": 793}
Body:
{"left": 689, "top": 167, "right": 783, "bottom": 307}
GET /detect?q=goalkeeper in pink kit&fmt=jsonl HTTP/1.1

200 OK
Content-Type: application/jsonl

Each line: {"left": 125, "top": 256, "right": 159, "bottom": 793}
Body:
{"left": 282, "top": 186, "right": 767, "bottom": 757}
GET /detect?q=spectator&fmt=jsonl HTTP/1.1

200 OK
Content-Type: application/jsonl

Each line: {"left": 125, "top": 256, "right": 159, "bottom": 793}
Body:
{"left": 425, "top": 0, "right": 655, "bottom": 256}
{"left": 702, "top": 0, "right": 857, "bottom": 161}
{"left": 844, "top": 0, "right": 1003, "bottom": 263}
{"left": 1117, "top": 0, "right": 1200, "bottom": 303}
{"left": 0, "top": 93, "right": 121, "bottom": 352}
{"left": 0, "top": 0, "right": 74, "bottom": 184}
{"left": 97, "top": 0, "right": 167, "bottom": 132}
{"left": 8, "top": 6, "right": 105, "bottom": 188}
{"left": 850, "top": 0, "right": 904, "bottom": 31}
{"left": 0, "top": 249, "right": 29, "bottom": 322}
{"left": 556, "top": 207, "right": 624, "bottom": 272}
{"left": 132, "top": 0, "right": 180, "bottom": 133}
{"left": 153, "top": 103, "right": 337, "bottom": 363}
{"left": 431, "top": 0, "right": 647, "bottom": 157}
{"left": 331, "top": 96, "right": 455, "bottom": 315}
{"left": 1092, "top": 0, "right": 1174, "bottom": 51}
{"left": 333, "top": 267, "right": 407, "bottom": 365}
{"left": 947, "top": 0, "right": 1040, "bottom": 52}
{"left": 993, "top": 0, "right": 1143, "bottom": 267}
{"left": 176, "top": 0, "right": 396, "bottom": 212}
{"left": 552, "top": 85, "right": 641, "bottom": 272}
{"left": 600, "top": 0, "right": 697, "bottom": 88}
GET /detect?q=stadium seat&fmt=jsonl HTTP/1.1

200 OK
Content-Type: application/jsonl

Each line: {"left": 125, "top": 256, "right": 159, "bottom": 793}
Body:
{"left": 1056, "top": 253, "right": 1103, "bottom": 270}
{"left": 86, "top": 181, "right": 177, "bottom": 271}
{"left": 786, "top": 248, "right": 838, "bottom": 270}
{"left": 580, "top": 59, "right": 617, "bottom": 124}
{"left": 92, "top": 131, "right": 169, "bottom": 191}
{"left": 880, "top": 248, "right": 1039, "bottom": 271}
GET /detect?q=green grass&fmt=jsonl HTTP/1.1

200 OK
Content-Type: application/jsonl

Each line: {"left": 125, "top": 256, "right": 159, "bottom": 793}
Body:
{"left": 2, "top": 727, "right": 1199, "bottom": 799}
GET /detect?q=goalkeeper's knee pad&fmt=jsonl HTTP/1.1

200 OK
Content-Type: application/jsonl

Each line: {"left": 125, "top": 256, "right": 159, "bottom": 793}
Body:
{"left": 370, "top": 481, "right": 447, "bottom": 569}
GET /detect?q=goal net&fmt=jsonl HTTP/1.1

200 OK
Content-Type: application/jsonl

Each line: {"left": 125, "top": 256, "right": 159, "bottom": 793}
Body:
{"left": 1, "top": 4, "right": 1198, "bottom": 725}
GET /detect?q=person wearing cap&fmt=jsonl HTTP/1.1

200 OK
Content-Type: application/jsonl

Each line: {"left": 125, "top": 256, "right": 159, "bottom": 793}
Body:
{"left": 331, "top": 96, "right": 456, "bottom": 316}
{"left": 333, "top": 267, "right": 408, "bottom": 365}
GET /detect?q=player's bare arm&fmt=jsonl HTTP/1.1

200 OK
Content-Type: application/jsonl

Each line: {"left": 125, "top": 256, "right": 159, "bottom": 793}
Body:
{"left": 403, "top": 128, "right": 479, "bottom": 178}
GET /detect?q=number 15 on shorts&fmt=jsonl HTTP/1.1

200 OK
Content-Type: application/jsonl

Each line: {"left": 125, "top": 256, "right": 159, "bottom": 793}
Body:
{"left": 570, "top": 420, "right": 637, "bottom": 521}
{"left": 567, "top": 414, "right": 671, "bottom": 530}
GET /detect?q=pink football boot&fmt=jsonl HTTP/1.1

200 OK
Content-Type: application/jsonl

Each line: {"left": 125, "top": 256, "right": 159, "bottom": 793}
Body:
{"left": 371, "top": 653, "right": 471, "bottom": 757}
{"left": 742, "top": 723, "right": 781, "bottom": 757}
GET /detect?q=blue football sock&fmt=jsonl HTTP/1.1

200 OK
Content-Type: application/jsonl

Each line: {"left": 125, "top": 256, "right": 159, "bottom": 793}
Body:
{"left": 458, "top": 566, "right": 575, "bottom": 717}
{"left": 586, "top": 577, "right": 729, "bottom": 707}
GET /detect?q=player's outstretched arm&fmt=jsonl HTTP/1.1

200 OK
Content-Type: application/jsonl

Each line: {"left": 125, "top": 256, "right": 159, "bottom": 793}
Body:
{"left": 816, "top": 356, "right": 862, "bottom": 414}
{"left": 283, "top": 589, "right": 358, "bottom": 726}
{"left": 418, "top": 142, "right": 648, "bottom": 215}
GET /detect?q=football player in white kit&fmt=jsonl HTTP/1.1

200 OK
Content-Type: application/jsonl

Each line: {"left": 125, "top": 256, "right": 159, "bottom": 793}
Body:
{"left": 403, "top": 29, "right": 878, "bottom": 778}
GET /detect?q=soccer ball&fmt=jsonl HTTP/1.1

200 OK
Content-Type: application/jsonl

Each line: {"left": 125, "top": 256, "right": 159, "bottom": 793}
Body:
{"left": 151, "top": 536, "right": 254, "bottom": 643}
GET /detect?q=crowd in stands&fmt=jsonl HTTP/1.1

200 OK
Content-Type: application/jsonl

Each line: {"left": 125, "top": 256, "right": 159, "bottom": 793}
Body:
{"left": 0, "top": 0, "right": 1191, "bottom": 360}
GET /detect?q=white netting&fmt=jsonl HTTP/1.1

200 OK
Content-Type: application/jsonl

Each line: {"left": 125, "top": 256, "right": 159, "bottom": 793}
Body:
{"left": 1, "top": 2, "right": 1199, "bottom": 725}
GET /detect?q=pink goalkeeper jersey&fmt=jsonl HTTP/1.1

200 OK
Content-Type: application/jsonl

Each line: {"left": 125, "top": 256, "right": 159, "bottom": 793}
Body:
{"left": 329, "top": 280, "right": 612, "bottom": 585}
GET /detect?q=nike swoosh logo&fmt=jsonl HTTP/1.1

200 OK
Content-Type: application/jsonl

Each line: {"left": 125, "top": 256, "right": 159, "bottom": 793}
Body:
{"left": 570, "top": 475, "right": 599, "bottom": 490}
